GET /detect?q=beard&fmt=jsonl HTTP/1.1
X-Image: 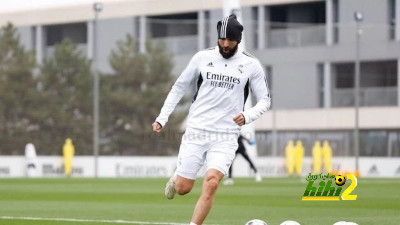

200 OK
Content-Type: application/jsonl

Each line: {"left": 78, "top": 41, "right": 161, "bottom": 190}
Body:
{"left": 218, "top": 42, "right": 238, "bottom": 59}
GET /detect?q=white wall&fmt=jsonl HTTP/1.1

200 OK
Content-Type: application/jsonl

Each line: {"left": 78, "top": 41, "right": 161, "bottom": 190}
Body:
{"left": 254, "top": 107, "right": 400, "bottom": 130}
{"left": 0, "top": 156, "right": 399, "bottom": 178}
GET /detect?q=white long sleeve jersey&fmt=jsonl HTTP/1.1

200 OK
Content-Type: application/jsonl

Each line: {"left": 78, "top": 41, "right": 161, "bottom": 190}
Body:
{"left": 156, "top": 46, "right": 271, "bottom": 133}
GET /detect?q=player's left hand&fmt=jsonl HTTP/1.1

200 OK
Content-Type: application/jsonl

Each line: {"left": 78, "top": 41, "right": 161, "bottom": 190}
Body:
{"left": 233, "top": 113, "right": 245, "bottom": 126}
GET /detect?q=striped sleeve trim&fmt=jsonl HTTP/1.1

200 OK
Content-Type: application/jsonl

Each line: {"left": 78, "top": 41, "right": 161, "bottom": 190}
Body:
{"left": 242, "top": 51, "right": 255, "bottom": 58}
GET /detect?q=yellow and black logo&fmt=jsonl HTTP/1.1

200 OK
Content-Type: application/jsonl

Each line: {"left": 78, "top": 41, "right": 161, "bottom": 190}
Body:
{"left": 335, "top": 174, "right": 346, "bottom": 186}
{"left": 302, "top": 173, "right": 357, "bottom": 201}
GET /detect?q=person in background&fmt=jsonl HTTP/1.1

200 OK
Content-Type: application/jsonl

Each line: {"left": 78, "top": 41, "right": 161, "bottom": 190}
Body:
{"left": 223, "top": 134, "right": 262, "bottom": 185}
{"left": 294, "top": 140, "right": 305, "bottom": 176}
{"left": 25, "top": 143, "right": 38, "bottom": 177}
{"left": 285, "top": 140, "right": 295, "bottom": 176}
{"left": 62, "top": 138, "right": 75, "bottom": 177}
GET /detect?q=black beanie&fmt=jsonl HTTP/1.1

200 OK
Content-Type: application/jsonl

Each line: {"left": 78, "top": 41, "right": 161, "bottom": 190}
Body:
{"left": 217, "top": 14, "right": 243, "bottom": 42}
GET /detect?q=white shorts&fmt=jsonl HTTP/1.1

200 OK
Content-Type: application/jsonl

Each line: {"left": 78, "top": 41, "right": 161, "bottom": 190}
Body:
{"left": 176, "top": 128, "right": 239, "bottom": 180}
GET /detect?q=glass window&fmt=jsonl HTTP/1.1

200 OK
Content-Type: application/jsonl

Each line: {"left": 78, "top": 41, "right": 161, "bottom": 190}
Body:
{"left": 252, "top": 6, "right": 258, "bottom": 49}
{"left": 256, "top": 130, "right": 355, "bottom": 157}
{"left": 388, "top": 130, "right": 400, "bottom": 156}
{"left": 148, "top": 13, "right": 197, "bottom": 38}
{"left": 360, "top": 130, "right": 387, "bottom": 156}
{"left": 389, "top": 0, "right": 396, "bottom": 40}
{"left": 332, "top": 60, "right": 398, "bottom": 107}
{"left": 46, "top": 23, "right": 87, "bottom": 46}
{"left": 269, "top": 2, "right": 325, "bottom": 26}
{"left": 267, "top": 2, "right": 326, "bottom": 48}
{"left": 333, "top": 0, "right": 339, "bottom": 43}
{"left": 256, "top": 131, "right": 272, "bottom": 156}
{"left": 334, "top": 63, "right": 354, "bottom": 88}
{"left": 361, "top": 61, "right": 397, "bottom": 87}
{"left": 317, "top": 63, "right": 324, "bottom": 107}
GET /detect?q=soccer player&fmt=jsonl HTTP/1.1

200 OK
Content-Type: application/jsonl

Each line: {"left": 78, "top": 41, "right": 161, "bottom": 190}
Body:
{"left": 152, "top": 15, "right": 271, "bottom": 225}
{"left": 223, "top": 134, "right": 262, "bottom": 185}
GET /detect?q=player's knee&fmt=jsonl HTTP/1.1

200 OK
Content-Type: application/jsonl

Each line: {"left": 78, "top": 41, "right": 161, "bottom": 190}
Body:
{"left": 175, "top": 186, "right": 191, "bottom": 195}
{"left": 175, "top": 182, "right": 193, "bottom": 195}
{"left": 204, "top": 176, "right": 220, "bottom": 194}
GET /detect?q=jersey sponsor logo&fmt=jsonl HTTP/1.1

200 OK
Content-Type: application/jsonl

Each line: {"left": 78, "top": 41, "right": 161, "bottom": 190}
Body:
{"left": 210, "top": 81, "right": 234, "bottom": 89}
{"left": 206, "top": 72, "right": 240, "bottom": 84}
{"left": 206, "top": 72, "right": 240, "bottom": 90}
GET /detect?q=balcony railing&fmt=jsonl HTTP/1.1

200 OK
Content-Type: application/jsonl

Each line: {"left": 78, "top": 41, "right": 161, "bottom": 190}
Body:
{"left": 153, "top": 35, "right": 198, "bottom": 55}
{"left": 332, "top": 87, "right": 398, "bottom": 107}
{"left": 267, "top": 23, "right": 326, "bottom": 48}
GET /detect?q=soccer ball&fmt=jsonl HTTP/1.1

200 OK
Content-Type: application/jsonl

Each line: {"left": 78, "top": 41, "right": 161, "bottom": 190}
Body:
{"left": 280, "top": 220, "right": 301, "bottom": 225}
{"left": 335, "top": 174, "right": 346, "bottom": 186}
{"left": 333, "top": 222, "right": 346, "bottom": 225}
{"left": 245, "top": 219, "right": 268, "bottom": 225}
{"left": 333, "top": 222, "right": 358, "bottom": 225}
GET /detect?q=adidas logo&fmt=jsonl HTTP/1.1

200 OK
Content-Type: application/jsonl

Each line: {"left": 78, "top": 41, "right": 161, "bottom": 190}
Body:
{"left": 207, "top": 62, "right": 214, "bottom": 67}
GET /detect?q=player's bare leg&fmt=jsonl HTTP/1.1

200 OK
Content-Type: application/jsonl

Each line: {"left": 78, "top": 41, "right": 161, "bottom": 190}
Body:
{"left": 190, "top": 169, "right": 224, "bottom": 225}
{"left": 175, "top": 175, "right": 195, "bottom": 195}
{"left": 165, "top": 172, "right": 195, "bottom": 199}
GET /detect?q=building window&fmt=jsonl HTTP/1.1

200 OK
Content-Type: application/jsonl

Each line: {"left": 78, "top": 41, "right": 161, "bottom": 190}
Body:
{"left": 267, "top": 2, "right": 326, "bottom": 47}
{"left": 332, "top": 60, "right": 398, "bottom": 107}
{"left": 333, "top": 0, "right": 339, "bottom": 43}
{"left": 204, "top": 11, "right": 211, "bottom": 48}
{"left": 45, "top": 23, "right": 87, "bottom": 46}
{"left": 147, "top": 13, "right": 198, "bottom": 55}
{"left": 256, "top": 129, "right": 400, "bottom": 157}
{"left": 256, "top": 130, "right": 354, "bottom": 157}
{"left": 360, "top": 130, "right": 400, "bottom": 156}
{"left": 388, "top": 130, "right": 400, "bottom": 156}
{"left": 31, "top": 26, "right": 37, "bottom": 50}
{"left": 148, "top": 13, "right": 197, "bottom": 38}
{"left": 318, "top": 63, "right": 324, "bottom": 108}
{"left": 389, "top": 0, "right": 396, "bottom": 40}
{"left": 256, "top": 131, "right": 273, "bottom": 156}
{"left": 252, "top": 6, "right": 258, "bottom": 49}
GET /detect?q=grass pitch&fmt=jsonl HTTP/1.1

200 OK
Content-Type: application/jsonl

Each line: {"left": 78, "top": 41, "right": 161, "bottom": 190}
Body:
{"left": 0, "top": 177, "right": 399, "bottom": 225}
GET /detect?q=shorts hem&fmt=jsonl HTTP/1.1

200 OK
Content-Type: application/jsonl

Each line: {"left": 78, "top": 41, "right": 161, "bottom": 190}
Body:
{"left": 207, "top": 165, "right": 227, "bottom": 176}
{"left": 176, "top": 170, "right": 197, "bottom": 180}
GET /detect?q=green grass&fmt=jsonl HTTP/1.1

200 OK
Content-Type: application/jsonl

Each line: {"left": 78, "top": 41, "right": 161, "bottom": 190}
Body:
{"left": 0, "top": 177, "right": 399, "bottom": 225}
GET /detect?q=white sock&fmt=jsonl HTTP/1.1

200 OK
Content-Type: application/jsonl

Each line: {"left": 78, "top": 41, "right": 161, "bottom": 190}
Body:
{"left": 189, "top": 222, "right": 197, "bottom": 225}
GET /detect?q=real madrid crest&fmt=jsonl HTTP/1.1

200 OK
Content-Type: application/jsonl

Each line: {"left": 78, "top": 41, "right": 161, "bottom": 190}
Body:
{"left": 238, "top": 65, "right": 243, "bottom": 74}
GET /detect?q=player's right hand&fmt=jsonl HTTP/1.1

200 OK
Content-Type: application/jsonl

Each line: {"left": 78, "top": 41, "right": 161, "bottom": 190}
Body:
{"left": 152, "top": 122, "right": 163, "bottom": 133}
